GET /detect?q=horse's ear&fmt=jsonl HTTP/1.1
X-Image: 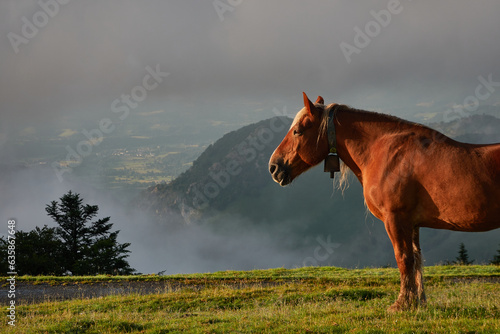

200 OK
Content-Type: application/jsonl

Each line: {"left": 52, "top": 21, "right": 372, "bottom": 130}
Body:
{"left": 303, "top": 92, "right": 315, "bottom": 116}
{"left": 315, "top": 96, "right": 324, "bottom": 104}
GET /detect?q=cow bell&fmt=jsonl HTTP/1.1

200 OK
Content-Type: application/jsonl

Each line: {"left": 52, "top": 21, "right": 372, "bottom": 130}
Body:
{"left": 324, "top": 153, "right": 340, "bottom": 179}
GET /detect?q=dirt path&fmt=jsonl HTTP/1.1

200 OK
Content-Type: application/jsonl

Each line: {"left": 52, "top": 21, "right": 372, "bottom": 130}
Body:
{"left": 1, "top": 280, "right": 277, "bottom": 305}
{"left": 1, "top": 281, "right": 205, "bottom": 305}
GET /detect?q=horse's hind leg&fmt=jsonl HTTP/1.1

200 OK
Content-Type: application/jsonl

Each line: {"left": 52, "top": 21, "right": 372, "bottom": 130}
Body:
{"left": 384, "top": 214, "right": 418, "bottom": 312}
{"left": 413, "top": 228, "right": 426, "bottom": 305}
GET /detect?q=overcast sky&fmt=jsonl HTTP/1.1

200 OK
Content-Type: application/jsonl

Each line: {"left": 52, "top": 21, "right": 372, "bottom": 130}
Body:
{"left": 1, "top": 0, "right": 500, "bottom": 140}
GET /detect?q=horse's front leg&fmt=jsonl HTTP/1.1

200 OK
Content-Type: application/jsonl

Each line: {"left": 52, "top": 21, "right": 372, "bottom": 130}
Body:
{"left": 384, "top": 214, "right": 419, "bottom": 312}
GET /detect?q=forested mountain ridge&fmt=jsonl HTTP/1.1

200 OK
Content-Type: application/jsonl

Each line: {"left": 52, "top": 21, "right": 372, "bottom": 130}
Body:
{"left": 138, "top": 116, "right": 292, "bottom": 222}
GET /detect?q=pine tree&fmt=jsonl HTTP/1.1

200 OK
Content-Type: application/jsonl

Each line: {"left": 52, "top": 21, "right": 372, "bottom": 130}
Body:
{"left": 15, "top": 226, "right": 65, "bottom": 275}
{"left": 490, "top": 244, "right": 500, "bottom": 265}
{"left": 45, "top": 191, "right": 134, "bottom": 275}
{"left": 0, "top": 226, "right": 65, "bottom": 275}
{"left": 86, "top": 231, "right": 133, "bottom": 274}
{"left": 454, "top": 242, "right": 474, "bottom": 265}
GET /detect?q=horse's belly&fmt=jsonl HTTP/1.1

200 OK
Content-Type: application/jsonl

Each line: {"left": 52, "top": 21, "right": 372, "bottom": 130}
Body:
{"left": 420, "top": 213, "right": 500, "bottom": 232}
{"left": 423, "top": 180, "right": 500, "bottom": 232}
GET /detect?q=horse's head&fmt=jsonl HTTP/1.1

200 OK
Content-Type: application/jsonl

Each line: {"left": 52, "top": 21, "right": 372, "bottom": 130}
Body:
{"left": 269, "top": 92, "right": 330, "bottom": 186}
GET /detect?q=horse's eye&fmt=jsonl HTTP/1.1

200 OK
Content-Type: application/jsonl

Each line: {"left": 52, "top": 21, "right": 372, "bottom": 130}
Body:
{"left": 293, "top": 129, "right": 303, "bottom": 136}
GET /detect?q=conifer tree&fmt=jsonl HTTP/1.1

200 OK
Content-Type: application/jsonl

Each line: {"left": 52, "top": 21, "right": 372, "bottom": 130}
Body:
{"left": 45, "top": 191, "right": 134, "bottom": 275}
{"left": 454, "top": 242, "right": 474, "bottom": 265}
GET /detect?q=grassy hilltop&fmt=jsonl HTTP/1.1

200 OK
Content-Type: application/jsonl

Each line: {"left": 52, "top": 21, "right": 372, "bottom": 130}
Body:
{"left": 2, "top": 265, "right": 499, "bottom": 333}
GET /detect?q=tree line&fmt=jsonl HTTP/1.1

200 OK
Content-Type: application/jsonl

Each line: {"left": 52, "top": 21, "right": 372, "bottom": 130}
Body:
{"left": 0, "top": 191, "right": 134, "bottom": 275}
{"left": 450, "top": 242, "right": 500, "bottom": 266}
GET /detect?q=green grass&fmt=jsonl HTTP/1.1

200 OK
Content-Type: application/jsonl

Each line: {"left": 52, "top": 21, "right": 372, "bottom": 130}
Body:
{"left": 2, "top": 266, "right": 499, "bottom": 333}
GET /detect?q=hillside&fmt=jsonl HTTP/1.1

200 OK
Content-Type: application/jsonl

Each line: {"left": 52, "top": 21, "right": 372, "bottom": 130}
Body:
{"left": 138, "top": 117, "right": 292, "bottom": 222}
{"left": 138, "top": 113, "right": 500, "bottom": 267}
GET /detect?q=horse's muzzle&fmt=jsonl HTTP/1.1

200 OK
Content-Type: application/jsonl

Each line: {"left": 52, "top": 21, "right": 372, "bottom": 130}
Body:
{"left": 269, "top": 162, "right": 292, "bottom": 186}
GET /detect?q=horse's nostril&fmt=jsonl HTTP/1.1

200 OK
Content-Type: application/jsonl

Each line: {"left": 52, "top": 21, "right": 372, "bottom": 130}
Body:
{"left": 269, "top": 164, "right": 277, "bottom": 175}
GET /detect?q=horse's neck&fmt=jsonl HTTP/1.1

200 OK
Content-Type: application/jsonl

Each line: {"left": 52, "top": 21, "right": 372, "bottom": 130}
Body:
{"left": 335, "top": 108, "right": 402, "bottom": 181}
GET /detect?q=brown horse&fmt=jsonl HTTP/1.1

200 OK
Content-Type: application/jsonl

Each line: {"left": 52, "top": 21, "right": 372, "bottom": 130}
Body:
{"left": 269, "top": 92, "right": 500, "bottom": 311}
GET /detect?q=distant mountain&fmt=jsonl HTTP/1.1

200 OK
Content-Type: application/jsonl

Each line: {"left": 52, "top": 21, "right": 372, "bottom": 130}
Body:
{"left": 138, "top": 113, "right": 500, "bottom": 267}
{"left": 415, "top": 104, "right": 500, "bottom": 123}
{"left": 428, "top": 114, "right": 500, "bottom": 143}
{"left": 138, "top": 117, "right": 292, "bottom": 223}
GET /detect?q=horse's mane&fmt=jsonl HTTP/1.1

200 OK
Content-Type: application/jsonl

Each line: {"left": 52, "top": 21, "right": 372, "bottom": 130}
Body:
{"left": 321, "top": 104, "right": 429, "bottom": 133}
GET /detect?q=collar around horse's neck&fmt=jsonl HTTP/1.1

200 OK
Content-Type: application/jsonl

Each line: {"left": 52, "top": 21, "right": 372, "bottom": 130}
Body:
{"left": 327, "top": 107, "right": 338, "bottom": 155}
{"left": 324, "top": 106, "right": 340, "bottom": 178}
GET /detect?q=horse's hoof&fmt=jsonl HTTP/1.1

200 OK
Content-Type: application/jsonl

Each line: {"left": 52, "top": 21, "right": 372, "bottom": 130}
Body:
{"left": 387, "top": 299, "right": 415, "bottom": 312}
{"left": 387, "top": 303, "right": 403, "bottom": 313}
